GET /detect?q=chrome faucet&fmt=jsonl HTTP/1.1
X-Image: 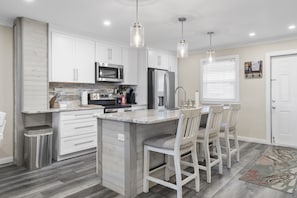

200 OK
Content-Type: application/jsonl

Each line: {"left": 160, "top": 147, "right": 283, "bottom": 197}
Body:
{"left": 175, "top": 86, "right": 187, "bottom": 108}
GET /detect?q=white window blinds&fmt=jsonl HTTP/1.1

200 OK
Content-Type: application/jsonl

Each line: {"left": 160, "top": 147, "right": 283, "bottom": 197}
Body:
{"left": 200, "top": 56, "right": 239, "bottom": 103}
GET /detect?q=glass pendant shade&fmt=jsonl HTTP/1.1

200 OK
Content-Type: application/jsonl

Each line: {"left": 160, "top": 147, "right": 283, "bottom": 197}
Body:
{"left": 207, "top": 49, "right": 215, "bottom": 63}
{"left": 177, "top": 40, "right": 188, "bottom": 58}
{"left": 130, "top": 22, "right": 144, "bottom": 48}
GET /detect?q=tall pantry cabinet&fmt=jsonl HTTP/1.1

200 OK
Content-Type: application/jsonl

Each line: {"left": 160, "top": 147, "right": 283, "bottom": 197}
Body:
{"left": 14, "top": 17, "right": 49, "bottom": 166}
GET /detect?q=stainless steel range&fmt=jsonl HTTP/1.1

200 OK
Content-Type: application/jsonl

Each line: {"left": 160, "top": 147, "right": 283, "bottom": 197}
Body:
{"left": 88, "top": 93, "right": 132, "bottom": 113}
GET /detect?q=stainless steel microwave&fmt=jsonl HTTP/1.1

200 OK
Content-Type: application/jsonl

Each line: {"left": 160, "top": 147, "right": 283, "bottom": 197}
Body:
{"left": 95, "top": 62, "right": 124, "bottom": 82}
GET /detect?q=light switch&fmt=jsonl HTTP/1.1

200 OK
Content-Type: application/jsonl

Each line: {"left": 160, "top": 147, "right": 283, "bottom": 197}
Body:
{"left": 117, "top": 133, "right": 125, "bottom": 142}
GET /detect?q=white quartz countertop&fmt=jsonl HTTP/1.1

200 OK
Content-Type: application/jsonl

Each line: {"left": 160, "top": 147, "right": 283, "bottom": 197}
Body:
{"left": 22, "top": 105, "right": 104, "bottom": 114}
{"left": 95, "top": 107, "right": 212, "bottom": 124}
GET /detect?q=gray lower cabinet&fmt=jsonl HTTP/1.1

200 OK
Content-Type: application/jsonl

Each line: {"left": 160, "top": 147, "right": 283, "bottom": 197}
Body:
{"left": 52, "top": 109, "right": 103, "bottom": 161}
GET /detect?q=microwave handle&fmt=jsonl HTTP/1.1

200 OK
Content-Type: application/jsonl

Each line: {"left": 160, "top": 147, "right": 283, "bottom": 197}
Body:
{"left": 119, "top": 67, "right": 123, "bottom": 80}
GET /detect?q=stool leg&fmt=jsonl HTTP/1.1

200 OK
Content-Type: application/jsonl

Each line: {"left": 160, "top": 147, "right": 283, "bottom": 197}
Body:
{"left": 216, "top": 137, "right": 223, "bottom": 175}
{"left": 143, "top": 146, "right": 150, "bottom": 193}
{"left": 234, "top": 131, "right": 240, "bottom": 162}
{"left": 165, "top": 155, "right": 170, "bottom": 181}
{"left": 224, "top": 130, "right": 231, "bottom": 168}
{"left": 174, "top": 152, "right": 182, "bottom": 198}
{"left": 191, "top": 145, "right": 200, "bottom": 192}
{"left": 204, "top": 141, "right": 211, "bottom": 183}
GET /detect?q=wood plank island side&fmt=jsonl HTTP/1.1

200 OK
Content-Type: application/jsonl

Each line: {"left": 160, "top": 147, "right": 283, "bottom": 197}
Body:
{"left": 95, "top": 109, "right": 181, "bottom": 197}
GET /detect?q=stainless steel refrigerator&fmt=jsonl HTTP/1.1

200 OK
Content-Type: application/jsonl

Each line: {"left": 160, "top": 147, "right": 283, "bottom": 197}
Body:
{"left": 148, "top": 68, "right": 175, "bottom": 110}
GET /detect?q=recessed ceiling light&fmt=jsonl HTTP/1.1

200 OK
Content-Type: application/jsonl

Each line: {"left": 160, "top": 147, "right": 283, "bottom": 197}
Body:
{"left": 288, "top": 25, "right": 296, "bottom": 30}
{"left": 24, "top": 0, "right": 35, "bottom": 3}
{"left": 103, "top": 21, "right": 111, "bottom": 26}
{"left": 249, "top": 32, "right": 256, "bottom": 37}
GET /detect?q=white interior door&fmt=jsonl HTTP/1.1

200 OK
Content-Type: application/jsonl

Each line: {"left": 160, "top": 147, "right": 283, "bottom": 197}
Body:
{"left": 271, "top": 54, "right": 297, "bottom": 147}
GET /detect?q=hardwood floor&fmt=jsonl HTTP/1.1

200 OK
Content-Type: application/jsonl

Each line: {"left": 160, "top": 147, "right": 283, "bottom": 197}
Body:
{"left": 0, "top": 141, "right": 297, "bottom": 198}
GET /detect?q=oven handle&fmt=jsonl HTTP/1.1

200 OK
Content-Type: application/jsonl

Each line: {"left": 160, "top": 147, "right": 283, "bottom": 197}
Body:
{"left": 104, "top": 109, "right": 118, "bottom": 113}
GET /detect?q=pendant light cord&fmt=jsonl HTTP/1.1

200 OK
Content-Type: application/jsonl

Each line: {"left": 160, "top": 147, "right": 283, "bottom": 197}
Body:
{"left": 209, "top": 33, "right": 212, "bottom": 50}
{"left": 208, "top": 32, "right": 213, "bottom": 51}
{"left": 181, "top": 21, "right": 184, "bottom": 40}
{"left": 136, "top": 0, "right": 139, "bottom": 23}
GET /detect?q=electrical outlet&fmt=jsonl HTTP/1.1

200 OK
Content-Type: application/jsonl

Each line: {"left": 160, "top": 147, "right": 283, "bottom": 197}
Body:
{"left": 117, "top": 133, "right": 125, "bottom": 142}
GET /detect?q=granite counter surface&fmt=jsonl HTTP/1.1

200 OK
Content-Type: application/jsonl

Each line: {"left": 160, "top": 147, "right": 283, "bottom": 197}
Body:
{"left": 95, "top": 107, "right": 211, "bottom": 124}
{"left": 95, "top": 109, "right": 179, "bottom": 124}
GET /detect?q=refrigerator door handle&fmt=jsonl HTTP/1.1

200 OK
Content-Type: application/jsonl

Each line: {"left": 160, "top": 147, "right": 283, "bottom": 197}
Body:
{"left": 164, "top": 73, "right": 168, "bottom": 109}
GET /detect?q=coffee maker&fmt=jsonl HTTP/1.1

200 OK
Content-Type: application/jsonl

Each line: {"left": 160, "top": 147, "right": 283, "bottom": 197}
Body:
{"left": 126, "top": 88, "right": 136, "bottom": 104}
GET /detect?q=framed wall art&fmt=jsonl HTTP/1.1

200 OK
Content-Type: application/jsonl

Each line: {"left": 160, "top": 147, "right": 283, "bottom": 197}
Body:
{"left": 244, "top": 60, "right": 263, "bottom": 79}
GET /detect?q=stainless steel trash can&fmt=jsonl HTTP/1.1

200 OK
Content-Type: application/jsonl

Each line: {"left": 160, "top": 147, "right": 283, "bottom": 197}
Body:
{"left": 24, "top": 126, "right": 53, "bottom": 170}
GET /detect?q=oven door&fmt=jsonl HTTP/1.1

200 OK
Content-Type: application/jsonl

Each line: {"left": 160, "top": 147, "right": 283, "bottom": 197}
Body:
{"left": 96, "top": 63, "right": 123, "bottom": 82}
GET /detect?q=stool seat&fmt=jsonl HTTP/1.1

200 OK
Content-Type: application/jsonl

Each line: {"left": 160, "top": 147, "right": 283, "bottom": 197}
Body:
{"left": 144, "top": 134, "right": 193, "bottom": 150}
{"left": 220, "top": 122, "right": 235, "bottom": 132}
{"left": 197, "top": 129, "right": 218, "bottom": 140}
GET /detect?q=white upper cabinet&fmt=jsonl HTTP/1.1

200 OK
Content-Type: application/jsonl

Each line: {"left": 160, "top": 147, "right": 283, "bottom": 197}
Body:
{"left": 168, "top": 54, "right": 178, "bottom": 72}
{"left": 51, "top": 32, "right": 76, "bottom": 83}
{"left": 96, "top": 42, "right": 122, "bottom": 65}
{"left": 122, "top": 47, "right": 138, "bottom": 85}
{"left": 148, "top": 49, "right": 169, "bottom": 70}
{"left": 50, "top": 32, "right": 95, "bottom": 84}
{"left": 76, "top": 38, "right": 96, "bottom": 84}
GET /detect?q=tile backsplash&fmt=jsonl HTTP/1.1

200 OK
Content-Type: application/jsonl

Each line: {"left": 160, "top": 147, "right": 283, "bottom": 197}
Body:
{"left": 49, "top": 82, "right": 118, "bottom": 108}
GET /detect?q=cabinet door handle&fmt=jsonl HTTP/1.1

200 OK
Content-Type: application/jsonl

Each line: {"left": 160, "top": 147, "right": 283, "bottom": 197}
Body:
{"left": 157, "top": 55, "right": 161, "bottom": 66}
{"left": 76, "top": 68, "right": 78, "bottom": 81}
{"left": 74, "top": 125, "right": 94, "bottom": 129}
{"left": 108, "top": 48, "right": 112, "bottom": 60}
{"left": 74, "top": 140, "right": 94, "bottom": 146}
{"left": 74, "top": 113, "right": 92, "bottom": 117}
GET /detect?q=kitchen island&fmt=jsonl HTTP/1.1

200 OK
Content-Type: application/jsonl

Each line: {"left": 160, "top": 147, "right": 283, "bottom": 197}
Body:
{"left": 95, "top": 108, "right": 209, "bottom": 197}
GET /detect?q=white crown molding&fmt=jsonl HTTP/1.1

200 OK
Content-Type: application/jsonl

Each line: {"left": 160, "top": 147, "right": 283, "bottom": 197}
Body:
{"left": 0, "top": 17, "right": 14, "bottom": 27}
{"left": 49, "top": 23, "right": 129, "bottom": 48}
{"left": 189, "top": 35, "right": 297, "bottom": 56}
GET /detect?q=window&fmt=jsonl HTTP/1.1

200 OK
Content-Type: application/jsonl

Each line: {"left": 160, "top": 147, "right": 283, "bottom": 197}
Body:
{"left": 200, "top": 55, "right": 239, "bottom": 103}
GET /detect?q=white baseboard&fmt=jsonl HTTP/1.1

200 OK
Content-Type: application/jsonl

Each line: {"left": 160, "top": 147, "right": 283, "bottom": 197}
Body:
{"left": 0, "top": 156, "right": 13, "bottom": 165}
{"left": 237, "top": 136, "right": 269, "bottom": 145}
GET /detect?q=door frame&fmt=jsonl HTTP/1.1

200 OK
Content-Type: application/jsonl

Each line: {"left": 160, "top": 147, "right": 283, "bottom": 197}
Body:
{"left": 265, "top": 49, "right": 297, "bottom": 145}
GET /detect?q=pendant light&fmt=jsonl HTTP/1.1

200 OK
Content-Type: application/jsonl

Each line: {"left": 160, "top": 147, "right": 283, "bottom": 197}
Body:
{"left": 177, "top": 17, "right": 188, "bottom": 58}
{"left": 206, "top": 32, "right": 215, "bottom": 63}
{"left": 130, "top": 0, "right": 144, "bottom": 48}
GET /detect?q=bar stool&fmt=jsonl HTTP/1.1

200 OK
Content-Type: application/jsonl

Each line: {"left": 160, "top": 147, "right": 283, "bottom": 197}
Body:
{"left": 197, "top": 105, "right": 223, "bottom": 183}
{"left": 220, "top": 104, "right": 240, "bottom": 168}
{"left": 143, "top": 108, "right": 202, "bottom": 198}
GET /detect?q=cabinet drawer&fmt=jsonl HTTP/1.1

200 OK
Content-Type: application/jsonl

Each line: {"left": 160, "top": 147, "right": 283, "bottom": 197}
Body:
{"left": 60, "top": 110, "right": 101, "bottom": 121}
{"left": 60, "top": 120, "right": 97, "bottom": 137}
{"left": 60, "top": 133, "right": 97, "bottom": 155}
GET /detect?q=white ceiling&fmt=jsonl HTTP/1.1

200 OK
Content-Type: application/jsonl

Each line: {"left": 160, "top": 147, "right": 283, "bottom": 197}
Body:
{"left": 0, "top": 0, "right": 297, "bottom": 52}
